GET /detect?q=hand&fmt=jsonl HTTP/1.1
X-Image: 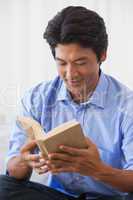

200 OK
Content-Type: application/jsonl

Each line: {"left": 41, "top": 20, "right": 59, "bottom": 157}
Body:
{"left": 20, "top": 140, "right": 49, "bottom": 175}
{"left": 45, "top": 137, "right": 104, "bottom": 177}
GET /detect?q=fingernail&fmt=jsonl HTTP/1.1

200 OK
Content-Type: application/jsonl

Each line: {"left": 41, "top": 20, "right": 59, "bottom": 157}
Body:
{"left": 46, "top": 160, "right": 50, "bottom": 164}
{"left": 41, "top": 165, "right": 48, "bottom": 170}
{"left": 48, "top": 154, "right": 52, "bottom": 159}
{"left": 40, "top": 158, "right": 45, "bottom": 162}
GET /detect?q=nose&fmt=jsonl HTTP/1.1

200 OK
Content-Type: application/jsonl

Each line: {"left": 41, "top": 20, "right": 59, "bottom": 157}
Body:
{"left": 65, "top": 64, "right": 78, "bottom": 80}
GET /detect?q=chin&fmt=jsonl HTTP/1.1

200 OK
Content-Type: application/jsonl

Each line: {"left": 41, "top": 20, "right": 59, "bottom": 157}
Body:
{"left": 67, "top": 85, "right": 83, "bottom": 93}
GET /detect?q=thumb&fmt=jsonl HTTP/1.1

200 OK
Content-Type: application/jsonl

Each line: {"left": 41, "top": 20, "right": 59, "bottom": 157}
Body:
{"left": 85, "top": 137, "right": 94, "bottom": 147}
{"left": 20, "top": 140, "right": 37, "bottom": 153}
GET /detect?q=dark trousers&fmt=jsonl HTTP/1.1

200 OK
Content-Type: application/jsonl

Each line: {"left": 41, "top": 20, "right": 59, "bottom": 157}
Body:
{"left": 0, "top": 174, "right": 132, "bottom": 200}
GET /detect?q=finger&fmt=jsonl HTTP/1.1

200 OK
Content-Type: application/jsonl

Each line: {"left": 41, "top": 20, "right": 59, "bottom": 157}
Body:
{"left": 32, "top": 160, "right": 47, "bottom": 168}
{"left": 24, "top": 154, "right": 40, "bottom": 162}
{"left": 51, "top": 166, "right": 76, "bottom": 174}
{"left": 38, "top": 151, "right": 47, "bottom": 159}
{"left": 46, "top": 159, "right": 76, "bottom": 171}
{"left": 20, "top": 140, "right": 37, "bottom": 153}
{"left": 48, "top": 152, "right": 74, "bottom": 162}
{"left": 39, "top": 157, "right": 47, "bottom": 163}
{"left": 34, "top": 165, "right": 49, "bottom": 174}
{"left": 85, "top": 137, "right": 94, "bottom": 147}
{"left": 59, "top": 145, "right": 86, "bottom": 156}
{"left": 28, "top": 161, "right": 44, "bottom": 169}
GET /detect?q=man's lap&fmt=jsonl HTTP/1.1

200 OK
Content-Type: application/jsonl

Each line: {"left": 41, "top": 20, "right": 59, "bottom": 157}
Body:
{"left": 0, "top": 174, "right": 132, "bottom": 200}
{"left": 0, "top": 174, "right": 74, "bottom": 200}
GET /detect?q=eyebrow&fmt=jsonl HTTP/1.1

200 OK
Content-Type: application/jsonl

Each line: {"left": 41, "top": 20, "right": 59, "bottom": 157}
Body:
{"left": 55, "top": 57, "right": 88, "bottom": 62}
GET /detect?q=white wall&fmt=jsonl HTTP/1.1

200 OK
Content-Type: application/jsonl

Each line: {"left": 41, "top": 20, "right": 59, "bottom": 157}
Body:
{"left": 0, "top": 0, "right": 133, "bottom": 172}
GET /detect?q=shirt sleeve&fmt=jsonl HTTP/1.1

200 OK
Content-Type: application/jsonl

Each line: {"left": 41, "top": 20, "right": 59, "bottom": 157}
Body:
{"left": 121, "top": 97, "right": 133, "bottom": 170}
{"left": 5, "top": 83, "right": 44, "bottom": 167}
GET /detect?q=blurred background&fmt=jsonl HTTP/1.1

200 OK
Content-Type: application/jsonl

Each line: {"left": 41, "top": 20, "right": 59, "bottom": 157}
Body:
{"left": 0, "top": 0, "right": 133, "bottom": 176}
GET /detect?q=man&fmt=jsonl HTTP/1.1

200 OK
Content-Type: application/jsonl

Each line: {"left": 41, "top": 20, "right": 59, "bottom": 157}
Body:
{"left": 0, "top": 6, "right": 133, "bottom": 200}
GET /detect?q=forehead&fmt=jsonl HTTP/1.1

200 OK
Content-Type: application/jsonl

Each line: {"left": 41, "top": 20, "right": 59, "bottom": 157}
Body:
{"left": 55, "top": 43, "right": 96, "bottom": 60}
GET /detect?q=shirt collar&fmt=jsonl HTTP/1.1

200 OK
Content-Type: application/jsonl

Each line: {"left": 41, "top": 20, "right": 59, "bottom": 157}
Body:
{"left": 57, "top": 70, "right": 108, "bottom": 109}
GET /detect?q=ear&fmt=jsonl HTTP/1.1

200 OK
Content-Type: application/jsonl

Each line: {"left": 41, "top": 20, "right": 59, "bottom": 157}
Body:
{"left": 100, "top": 51, "right": 107, "bottom": 62}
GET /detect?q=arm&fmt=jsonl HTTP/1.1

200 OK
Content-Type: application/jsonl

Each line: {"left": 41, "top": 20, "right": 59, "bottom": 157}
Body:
{"left": 44, "top": 138, "right": 133, "bottom": 193}
{"left": 6, "top": 85, "right": 46, "bottom": 179}
{"left": 93, "top": 162, "right": 133, "bottom": 192}
{"left": 7, "top": 140, "right": 48, "bottom": 180}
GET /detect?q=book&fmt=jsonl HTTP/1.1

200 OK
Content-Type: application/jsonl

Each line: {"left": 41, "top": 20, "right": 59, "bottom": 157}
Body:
{"left": 17, "top": 117, "right": 88, "bottom": 157}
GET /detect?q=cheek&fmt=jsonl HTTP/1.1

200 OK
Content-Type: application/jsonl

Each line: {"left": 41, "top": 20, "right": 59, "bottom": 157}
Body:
{"left": 81, "top": 70, "right": 98, "bottom": 83}
{"left": 82, "top": 64, "right": 99, "bottom": 76}
{"left": 78, "top": 69, "right": 92, "bottom": 79}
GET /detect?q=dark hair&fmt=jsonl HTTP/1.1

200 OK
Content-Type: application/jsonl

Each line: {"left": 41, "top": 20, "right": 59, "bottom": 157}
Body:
{"left": 43, "top": 6, "right": 108, "bottom": 62}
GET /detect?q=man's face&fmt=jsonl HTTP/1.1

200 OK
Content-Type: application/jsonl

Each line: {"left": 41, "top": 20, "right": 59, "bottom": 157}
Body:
{"left": 55, "top": 43, "right": 106, "bottom": 100}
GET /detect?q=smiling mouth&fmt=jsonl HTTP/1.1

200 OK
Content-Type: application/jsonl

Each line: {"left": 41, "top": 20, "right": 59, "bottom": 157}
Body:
{"left": 67, "top": 80, "right": 81, "bottom": 86}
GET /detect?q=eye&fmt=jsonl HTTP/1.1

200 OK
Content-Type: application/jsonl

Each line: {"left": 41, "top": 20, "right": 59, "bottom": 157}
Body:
{"left": 75, "top": 61, "right": 87, "bottom": 66}
{"left": 56, "top": 61, "right": 66, "bottom": 66}
{"left": 60, "top": 62, "right": 66, "bottom": 66}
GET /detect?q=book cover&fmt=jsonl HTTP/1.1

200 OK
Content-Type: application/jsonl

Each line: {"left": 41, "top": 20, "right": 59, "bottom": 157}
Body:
{"left": 17, "top": 117, "right": 88, "bottom": 157}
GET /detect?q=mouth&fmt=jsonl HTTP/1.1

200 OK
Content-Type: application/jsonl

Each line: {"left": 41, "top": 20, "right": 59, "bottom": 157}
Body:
{"left": 66, "top": 80, "right": 81, "bottom": 86}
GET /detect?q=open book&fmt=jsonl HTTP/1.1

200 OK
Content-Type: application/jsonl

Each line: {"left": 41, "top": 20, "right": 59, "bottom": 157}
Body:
{"left": 17, "top": 117, "right": 88, "bottom": 157}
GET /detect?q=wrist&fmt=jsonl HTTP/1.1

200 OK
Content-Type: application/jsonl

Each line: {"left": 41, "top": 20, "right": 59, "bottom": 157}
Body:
{"left": 92, "top": 162, "right": 115, "bottom": 181}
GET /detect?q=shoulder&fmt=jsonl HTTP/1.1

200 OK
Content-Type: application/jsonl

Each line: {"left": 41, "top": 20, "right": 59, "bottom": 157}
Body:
{"left": 105, "top": 73, "right": 132, "bottom": 94}
{"left": 105, "top": 73, "right": 133, "bottom": 103}
{"left": 21, "top": 76, "right": 63, "bottom": 119}
{"left": 104, "top": 73, "right": 133, "bottom": 121}
{"left": 23, "top": 76, "right": 62, "bottom": 100}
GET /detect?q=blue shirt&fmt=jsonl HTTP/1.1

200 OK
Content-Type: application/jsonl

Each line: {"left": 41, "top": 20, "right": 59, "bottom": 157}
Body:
{"left": 6, "top": 71, "right": 133, "bottom": 197}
